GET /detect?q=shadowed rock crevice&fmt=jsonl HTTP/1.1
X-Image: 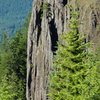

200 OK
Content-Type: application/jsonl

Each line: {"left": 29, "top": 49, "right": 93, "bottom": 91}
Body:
{"left": 49, "top": 18, "right": 58, "bottom": 53}
{"left": 33, "top": 65, "right": 37, "bottom": 100}
{"left": 36, "top": 9, "right": 43, "bottom": 46}
{"left": 91, "top": 11, "right": 97, "bottom": 32}
{"left": 62, "top": 0, "right": 68, "bottom": 6}
{"left": 28, "top": 67, "right": 32, "bottom": 97}
{"left": 28, "top": 39, "right": 33, "bottom": 99}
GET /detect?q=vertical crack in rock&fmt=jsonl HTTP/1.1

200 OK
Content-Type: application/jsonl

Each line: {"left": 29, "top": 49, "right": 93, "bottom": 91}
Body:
{"left": 62, "top": 0, "right": 68, "bottom": 6}
{"left": 27, "top": 38, "right": 33, "bottom": 99}
{"left": 36, "top": 8, "right": 42, "bottom": 46}
{"left": 91, "top": 10, "right": 97, "bottom": 33}
{"left": 28, "top": 67, "right": 32, "bottom": 98}
{"left": 33, "top": 65, "right": 37, "bottom": 100}
{"left": 49, "top": 18, "right": 58, "bottom": 53}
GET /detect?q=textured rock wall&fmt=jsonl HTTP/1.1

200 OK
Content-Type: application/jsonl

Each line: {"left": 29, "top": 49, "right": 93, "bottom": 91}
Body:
{"left": 27, "top": 0, "right": 68, "bottom": 99}
{"left": 77, "top": 0, "right": 100, "bottom": 44}
{"left": 27, "top": 0, "right": 100, "bottom": 100}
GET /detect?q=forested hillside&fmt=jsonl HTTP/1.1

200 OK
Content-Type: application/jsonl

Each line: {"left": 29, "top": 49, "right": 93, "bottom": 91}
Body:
{"left": 0, "top": 0, "right": 100, "bottom": 100}
{"left": 0, "top": 0, "right": 32, "bottom": 37}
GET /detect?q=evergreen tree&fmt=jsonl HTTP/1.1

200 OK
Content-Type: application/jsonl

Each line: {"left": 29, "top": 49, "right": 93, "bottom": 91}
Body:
{"left": 0, "top": 32, "right": 11, "bottom": 83}
{"left": 0, "top": 76, "right": 16, "bottom": 100}
{"left": 1, "top": 32, "right": 9, "bottom": 51}
{"left": 91, "top": 46, "right": 100, "bottom": 100}
{"left": 49, "top": 9, "right": 99, "bottom": 100}
{"left": 0, "top": 14, "right": 30, "bottom": 100}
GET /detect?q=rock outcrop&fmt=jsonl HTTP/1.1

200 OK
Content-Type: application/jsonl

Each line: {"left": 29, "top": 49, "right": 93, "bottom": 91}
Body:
{"left": 27, "top": 0, "right": 100, "bottom": 100}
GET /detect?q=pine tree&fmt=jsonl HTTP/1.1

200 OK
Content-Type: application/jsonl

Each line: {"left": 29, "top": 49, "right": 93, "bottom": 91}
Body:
{"left": 0, "top": 76, "right": 16, "bottom": 100}
{"left": 0, "top": 28, "right": 27, "bottom": 100}
{"left": 0, "top": 32, "right": 11, "bottom": 83}
{"left": 1, "top": 32, "right": 9, "bottom": 51}
{"left": 0, "top": 14, "right": 30, "bottom": 100}
{"left": 49, "top": 9, "right": 99, "bottom": 100}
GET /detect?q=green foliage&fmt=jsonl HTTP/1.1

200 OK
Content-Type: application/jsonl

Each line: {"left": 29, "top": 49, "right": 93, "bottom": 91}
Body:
{"left": 0, "top": 32, "right": 9, "bottom": 50}
{"left": 49, "top": 10, "right": 99, "bottom": 100}
{"left": 42, "top": 2, "right": 49, "bottom": 11}
{"left": 0, "top": 76, "right": 16, "bottom": 100}
{"left": 90, "top": 46, "right": 100, "bottom": 100}
{"left": 0, "top": 15, "right": 30, "bottom": 100}
{"left": 0, "top": 32, "right": 11, "bottom": 83}
{"left": 8, "top": 26, "right": 27, "bottom": 99}
{"left": 40, "top": 2, "right": 49, "bottom": 19}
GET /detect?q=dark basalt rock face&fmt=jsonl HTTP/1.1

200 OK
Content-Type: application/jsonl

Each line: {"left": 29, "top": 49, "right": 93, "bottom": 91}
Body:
{"left": 27, "top": 0, "right": 100, "bottom": 100}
